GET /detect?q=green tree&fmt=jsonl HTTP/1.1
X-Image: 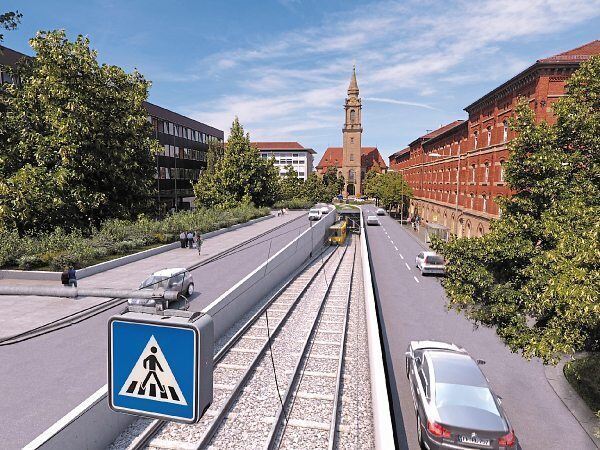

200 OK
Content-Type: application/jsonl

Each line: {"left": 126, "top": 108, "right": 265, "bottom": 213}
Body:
{"left": 302, "top": 173, "right": 328, "bottom": 203}
{"left": 0, "top": 30, "right": 159, "bottom": 234}
{"left": 205, "top": 138, "right": 224, "bottom": 175}
{"left": 363, "top": 171, "right": 411, "bottom": 211}
{"left": 0, "top": 10, "right": 21, "bottom": 44}
{"left": 194, "top": 118, "right": 279, "bottom": 208}
{"left": 322, "top": 166, "right": 344, "bottom": 199}
{"left": 434, "top": 56, "right": 600, "bottom": 363}
{"left": 278, "top": 165, "right": 304, "bottom": 201}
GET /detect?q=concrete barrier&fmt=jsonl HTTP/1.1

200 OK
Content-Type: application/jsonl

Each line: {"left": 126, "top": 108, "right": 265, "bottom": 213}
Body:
{"left": 0, "top": 214, "right": 273, "bottom": 281}
{"left": 203, "top": 209, "right": 335, "bottom": 339}
{"left": 23, "top": 210, "right": 334, "bottom": 449}
{"left": 360, "top": 207, "right": 396, "bottom": 449}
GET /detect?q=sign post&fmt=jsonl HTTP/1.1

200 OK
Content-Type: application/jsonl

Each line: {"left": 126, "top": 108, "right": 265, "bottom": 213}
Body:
{"left": 108, "top": 311, "right": 213, "bottom": 423}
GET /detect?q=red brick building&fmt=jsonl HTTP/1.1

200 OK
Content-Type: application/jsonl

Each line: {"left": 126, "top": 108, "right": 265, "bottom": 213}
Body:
{"left": 389, "top": 40, "right": 600, "bottom": 237}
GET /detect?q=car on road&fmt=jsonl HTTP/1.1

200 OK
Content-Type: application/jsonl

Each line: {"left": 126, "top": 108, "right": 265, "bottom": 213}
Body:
{"left": 405, "top": 341, "right": 517, "bottom": 450}
{"left": 366, "top": 215, "right": 380, "bottom": 226}
{"left": 308, "top": 208, "right": 323, "bottom": 221}
{"left": 376, "top": 208, "right": 386, "bottom": 216}
{"left": 128, "top": 268, "right": 194, "bottom": 310}
{"left": 320, "top": 206, "right": 330, "bottom": 215}
{"left": 416, "top": 251, "right": 446, "bottom": 276}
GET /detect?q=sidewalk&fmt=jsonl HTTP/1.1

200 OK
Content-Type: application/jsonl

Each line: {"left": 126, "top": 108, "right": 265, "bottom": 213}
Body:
{"left": 0, "top": 211, "right": 305, "bottom": 338}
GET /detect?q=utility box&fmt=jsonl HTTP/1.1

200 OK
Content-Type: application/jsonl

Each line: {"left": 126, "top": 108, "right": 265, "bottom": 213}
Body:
{"left": 108, "top": 310, "right": 213, "bottom": 423}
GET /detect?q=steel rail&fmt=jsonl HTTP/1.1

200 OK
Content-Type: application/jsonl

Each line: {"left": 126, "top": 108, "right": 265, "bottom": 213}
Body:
{"left": 264, "top": 241, "right": 355, "bottom": 450}
{"left": 130, "top": 242, "right": 336, "bottom": 450}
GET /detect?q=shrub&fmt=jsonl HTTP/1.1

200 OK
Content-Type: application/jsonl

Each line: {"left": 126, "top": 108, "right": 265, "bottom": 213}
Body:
{"left": 16, "top": 255, "right": 44, "bottom": 270}
{"left": 273, "top": 198, "right": 313, "bottom": 210}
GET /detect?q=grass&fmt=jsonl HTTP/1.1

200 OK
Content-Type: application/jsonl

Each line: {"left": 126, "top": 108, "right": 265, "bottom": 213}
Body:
{"left": 564, "top": 353, "right": 600, "bottom": 415}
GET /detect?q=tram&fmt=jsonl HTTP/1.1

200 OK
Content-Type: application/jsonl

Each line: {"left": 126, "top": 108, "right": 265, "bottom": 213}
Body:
{"left": 328, "top": 220, "right": 348, "bottom": 245}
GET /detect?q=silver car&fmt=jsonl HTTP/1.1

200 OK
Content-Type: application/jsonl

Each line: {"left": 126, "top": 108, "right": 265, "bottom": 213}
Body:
{"left": 416, "top": 251, "right": 446, "bottom": 276}
{"left": 366, "top": 215, "right": 380, "bottom": 226}
{"left": 376, "top": 208, "right": 386, "bottom": 216}
{"left": 128, "top": 268, "right": 194, "bottom": 310}
{"left": 406, "top": 341, "right": 517, "bottom": 450}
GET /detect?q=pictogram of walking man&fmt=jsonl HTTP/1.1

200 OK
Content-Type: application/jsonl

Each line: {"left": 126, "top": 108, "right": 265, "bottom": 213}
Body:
{"left": 141, "top": 346, "right": 165, "bottom": 393}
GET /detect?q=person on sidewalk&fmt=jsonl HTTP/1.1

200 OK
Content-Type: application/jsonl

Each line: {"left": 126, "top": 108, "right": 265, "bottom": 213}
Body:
{"left": 187, "top": 231, "right": 194, "bottom": 249}
{"left": 67, "top": 266, "right": 77, "bottom": 288}
{"left": 195, "top": 231, "right": 203, "bottom": 255}
{"left": 61, "top": 269, "right": 70, "bottom": 287}
{"left": 179, "top": 231, "right": 187, "bottom": 248}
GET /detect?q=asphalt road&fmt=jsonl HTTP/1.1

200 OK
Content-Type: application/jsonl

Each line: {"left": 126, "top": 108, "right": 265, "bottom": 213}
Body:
{"left": 362, "top": 205, "right": 596, "bottom": 450}
{"left": 0, "top": 216, "right": 310, "bottom": 449}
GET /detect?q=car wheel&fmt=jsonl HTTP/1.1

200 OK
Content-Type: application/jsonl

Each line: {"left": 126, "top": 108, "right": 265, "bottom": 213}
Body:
{"left": 187, "top": 283, "right": 194, "bottom": 296}
{"left": 417, "top": 415, "right": 426, "bottom": 449}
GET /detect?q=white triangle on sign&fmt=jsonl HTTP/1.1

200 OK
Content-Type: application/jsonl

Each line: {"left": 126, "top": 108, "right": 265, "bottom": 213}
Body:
{"left": 119, "top": 335, "right": 188, "bottom": 406}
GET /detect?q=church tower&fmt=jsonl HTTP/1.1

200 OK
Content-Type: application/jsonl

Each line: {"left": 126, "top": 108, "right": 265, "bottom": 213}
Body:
{"left": 342, "top": 66, "right": 362, "bottom": 197}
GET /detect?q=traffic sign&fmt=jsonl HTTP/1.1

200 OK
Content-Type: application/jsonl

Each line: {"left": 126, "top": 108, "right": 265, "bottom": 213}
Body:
{"left": 108, "top": 311, "right": 213, "bottom": 423}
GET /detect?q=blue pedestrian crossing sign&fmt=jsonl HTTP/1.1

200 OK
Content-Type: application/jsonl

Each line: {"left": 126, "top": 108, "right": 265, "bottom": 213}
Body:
{"left": 108, "top": 312, "right": 213, "bottom": 423}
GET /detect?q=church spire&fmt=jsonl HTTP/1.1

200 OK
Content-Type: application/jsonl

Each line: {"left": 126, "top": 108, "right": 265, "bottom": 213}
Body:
{"left": 348, "top": 65, "right": 359, "bottom": 96}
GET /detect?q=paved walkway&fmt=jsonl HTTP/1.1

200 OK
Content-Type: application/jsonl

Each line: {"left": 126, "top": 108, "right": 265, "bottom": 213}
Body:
{"left": 0, "top": 211, "right": 305, "bottom": 338}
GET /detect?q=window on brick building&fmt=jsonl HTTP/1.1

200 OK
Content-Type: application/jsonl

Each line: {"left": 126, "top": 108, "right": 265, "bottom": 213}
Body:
{"left": 474, "top": 131, "right": 478, "bottom": 149}
{"left": 470, "top": 194, "right": 474, "bottom": 209}
{"left": 487, "top": 126, "right": 492, "bottom": 146}
{"left": 484, "top": 162, "right": 490, "bottom": 183}
{"left": 471, "top": 164, "right": 476, "bottom": 183}
{"left": 482, "top": 195, "right": 488, "bottom": 212}
{"left": 503, "top": 120, "right": 508, "bottom": 143}
{"left": 499, "top": 160, "right": 505, "bottom": 182}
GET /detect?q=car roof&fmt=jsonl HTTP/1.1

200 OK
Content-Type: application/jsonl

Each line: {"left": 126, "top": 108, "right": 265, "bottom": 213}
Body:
{"left": 153, "top": 268, "right": 187, "bottom": 277}
{"left": 410, "top": 340, "right": 463, "bottom": 352}
{"left": 428, "top": 351, "right": 488, "bottom": 387}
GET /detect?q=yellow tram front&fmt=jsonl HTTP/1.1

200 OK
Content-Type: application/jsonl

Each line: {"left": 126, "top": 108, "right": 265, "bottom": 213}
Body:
{"left": 328, "top": 220, "right": 347, "bottom": 245}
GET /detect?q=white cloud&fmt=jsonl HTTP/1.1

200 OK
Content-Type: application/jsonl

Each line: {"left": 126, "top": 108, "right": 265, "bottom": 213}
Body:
{"left": 182, "top": 0, "right": 600, "bottom": 157}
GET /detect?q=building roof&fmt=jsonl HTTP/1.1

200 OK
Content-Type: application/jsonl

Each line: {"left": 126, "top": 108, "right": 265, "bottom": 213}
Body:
{"left": 251, "top": 141, "right": 316, "bottom": 154}
{"left": 465, "top": 40, "right": 600, "bottom": 112}
{"left": 0, "top": 45, "right": 31, "bottom": 67}
{"left": 538, "top": 40, "right": 600, "bottom": 63}
{"left": 389, "top": 147, "right": 410, "bottom": 160}
{"left": 316, "top": 146, "right": 387, "bottom": 170}
{"left": 144, "top": 101, "right": 223, "bottom": 137}
{"left": 408, "top": 120, "right": 465, "bottom": 147}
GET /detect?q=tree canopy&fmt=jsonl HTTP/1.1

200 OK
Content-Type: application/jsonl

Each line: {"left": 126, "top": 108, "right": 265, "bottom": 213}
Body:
{"left": 0, "top": 10, "right": 21, "bottom": 44}
{"left": 434, "top": 56, "right": 600, "bottom": 363}
{"left": 194, "top": 118, "right": 279, "bottom": 208}
{"left": 0, "top": 30, "right": 159, "bottom": 234}
{"left": 364, "top": 170, "right": 412, "bottom": 211}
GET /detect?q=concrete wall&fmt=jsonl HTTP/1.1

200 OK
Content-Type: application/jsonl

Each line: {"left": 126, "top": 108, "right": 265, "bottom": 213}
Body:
{"left": 0, "top": 215, "right": 272, "bottom": 282}
{"left": 202, "top": 210, "right": 335, "bottom": 339}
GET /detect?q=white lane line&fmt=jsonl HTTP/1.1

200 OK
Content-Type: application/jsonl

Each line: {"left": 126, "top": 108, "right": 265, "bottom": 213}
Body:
{"left": 390, "top": 240, "right": 394, "bottom": 245}
{"left": 399, "top": 253, "right": 404, "bottom": 259}
{"left": 405, "top": 262, "right": 411, "bottom": 271}
{"left": 394, "top": 246, "right": 398, "bottom": 251}
{"left": 414, "top": 276, "right": 420, "bottom": 283}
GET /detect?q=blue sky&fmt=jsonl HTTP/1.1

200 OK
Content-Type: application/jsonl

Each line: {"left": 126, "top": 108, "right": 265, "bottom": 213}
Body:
{"left": 3, "top": 0, "right": 599, "bottom": 162}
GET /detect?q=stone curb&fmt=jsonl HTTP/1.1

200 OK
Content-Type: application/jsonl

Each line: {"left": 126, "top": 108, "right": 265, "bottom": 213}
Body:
{"left": 544, "top": 353, "right": 600, "bottom": 448}
{"left": 0, "top": 214, "right": 272, "bottom": 282}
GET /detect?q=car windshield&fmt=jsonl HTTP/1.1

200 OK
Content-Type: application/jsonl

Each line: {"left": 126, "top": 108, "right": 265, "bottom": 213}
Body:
{"left": 140, "top": 275, "right": 169, "bottom": 289}
{"left": 435, "top": 383, "right": 500, "bottom": 416}
{"left": 426, "top": 255, "right": 445, "bottom": 265}
{"left": 309, "top": 209, "right": 320, "bottom": 213}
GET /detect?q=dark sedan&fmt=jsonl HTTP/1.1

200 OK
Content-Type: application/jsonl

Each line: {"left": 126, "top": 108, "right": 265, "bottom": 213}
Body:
{"left": 405, "top": 341, "right": 518, "bottom": 449}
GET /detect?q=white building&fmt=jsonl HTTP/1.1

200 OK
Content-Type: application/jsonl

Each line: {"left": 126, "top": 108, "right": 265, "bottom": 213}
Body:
{"left": 253, "top": 142, "right": 315, "bottom": 180}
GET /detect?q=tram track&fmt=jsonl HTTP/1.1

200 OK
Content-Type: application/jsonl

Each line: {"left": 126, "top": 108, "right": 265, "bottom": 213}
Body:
{"left": 126, "top": 238, "right": 356, "bottom": 450}
{"left": 0, "top": 213, "right": 307, "bottom": 346}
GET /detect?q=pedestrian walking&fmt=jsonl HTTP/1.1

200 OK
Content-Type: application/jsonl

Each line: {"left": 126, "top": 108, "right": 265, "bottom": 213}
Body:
{"left": 195, "top": 231, "right": 203, "bottom": 255}
{"left": 67, "top": 266, "right": 77, "bottom": 288}
{"left": 187, "top": 231, "right": 194, "bottom": 249}
{"left": 179, "top": 231, "right": 187, "bottom": 248}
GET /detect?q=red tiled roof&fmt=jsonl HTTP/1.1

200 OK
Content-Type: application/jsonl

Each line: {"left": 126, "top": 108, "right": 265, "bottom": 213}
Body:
{"left": 389, "top": 147, "right": 410, "bottom": 160}
{"left": 251, "top": 141, "right": 305, "bottom": 150}
{"left": 422, "top": 120, "right": 465, "bottom": 140}
{"left": 539, "top": 40, "right": 600, "bottom": 63}
{"left": 316, "top": 147, "right": 387, "bottom": 171}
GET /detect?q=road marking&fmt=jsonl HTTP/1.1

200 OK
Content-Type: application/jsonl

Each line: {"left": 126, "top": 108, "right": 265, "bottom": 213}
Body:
{"left": 405, "top": 262, "right": 411, "bottom": 271}
{"left": 390, "top": 240, "right": 394, "bottom": 245}
{"left": 414, "top": 276, "right": 420, "bottom": 283}
{"left": 399, "top": 253, "right": 404, "bottom": 259}
{"left": 394, "top": 246, "right": 398, "bottom": 251}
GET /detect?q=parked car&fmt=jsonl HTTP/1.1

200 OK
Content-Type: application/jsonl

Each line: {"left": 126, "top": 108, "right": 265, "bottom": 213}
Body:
{"left": 416, "top": 251, "right": 446, "bottom": 275}
{"left": 376, "top": 208, "right": 386, "bottom": 216}
{"left": 366, "top": 215, "right": 380, "bottom": 226}
{"left": 308, "top": 208, "right": 323, "bottom": 221}
{"left": 405, "top": 341, "right": 517, "bottom": 450}
{"left": 128, "top": 268, "right": 194, "bottom": 310}
{"left": 320, "top": 206, "right": 330, "bottom": 215}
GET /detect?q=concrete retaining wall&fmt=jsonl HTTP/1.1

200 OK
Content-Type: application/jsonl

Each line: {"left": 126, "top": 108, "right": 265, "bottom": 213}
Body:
{"left": 0, "top": 214, "right": 272, "bottom": 282}
{"left": 203, "top": 210, "right": 335, "bottom": 339}
{"left": 23, "top": 211, "right": 333, "bottom": 449}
